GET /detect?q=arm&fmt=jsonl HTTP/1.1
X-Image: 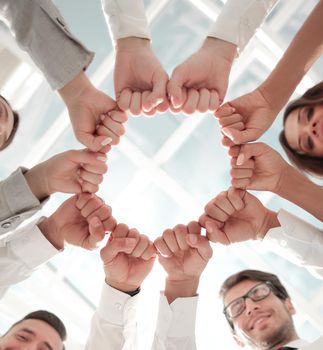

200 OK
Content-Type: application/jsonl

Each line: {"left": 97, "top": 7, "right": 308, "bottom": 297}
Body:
{"left": 86, "top": 224, "right": 156, "bottom": 350}
{"left": 167, "top": 0, "right": 277, "bottom": 114}
{"left": 102, "top": 0, "right": 168, "bottom": 115}
{"left": 229, "top": 142, "right": 323, "bottom": 221}
{"left": 199, "top": 188, "right": 323, "bottom": 279}
{"left": 152, "top": 222, "right": 212, "bottom": 350}
{"left": 216, "top": 0, "right": 323, "bottom": 144}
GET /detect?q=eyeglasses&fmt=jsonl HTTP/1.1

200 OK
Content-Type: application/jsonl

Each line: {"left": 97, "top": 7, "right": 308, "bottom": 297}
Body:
{"left": 223, "top": 282, "right": 273, "bottom": 320}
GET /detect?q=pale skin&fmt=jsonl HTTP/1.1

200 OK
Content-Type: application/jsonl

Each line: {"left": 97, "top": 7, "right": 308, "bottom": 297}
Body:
{"left": 199, "top": 187, "right": 279, "bottom": 243}
{"left": 167, "top": 37, "right": 237, "bottom": 115}
{"left": 284, "top": 104, "right": 323, "bottom": 157}
{"left": 215, "top": 0, "right": 323, "bottom": 144}
{"left": 228, "top": 142, "right": 323, "bottom": 221}
{"left": 58, "top": 71, "right": 128, "bottom": 152}
{"left": 154, "top": 222, "right": 213, "bottom": 304}
{"left": 23, "top": 149, "right": 109, "bottom": 201}
{"left": 114, "top": 37, "right": 169, "bottom": 117}
{"left": 224, "top": 280, "right": 298, "bottom": 349}
{"left": 0, "top": 96, "right": 14, "bottom": 148}
{"left": 38, "top": 193, "right": 116, "bottom": 250}
{"left": 0, "top": 319, "right": 63, "bottom": 350}
{"left": 100, "top": 224, "right": 156, "bottom": 293}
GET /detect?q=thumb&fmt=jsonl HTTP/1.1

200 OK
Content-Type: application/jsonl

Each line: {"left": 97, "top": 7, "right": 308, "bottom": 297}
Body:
{"left": 221, "top": 127, "right": 259, "bottom": 145}
{"left": 72, "top": 149, "right": 107, "bottom": 164}
{"left": 100, "top": 237, "right": 137, "bottom": 263}
{"left": 236, "top": 143, "right": 266, "bottom": 166}
{"left": 167, "top": 66, "right": 187, "bottom": 108}
{"left": 142, "top": 72, "right": 168, "bottom": 112}
{"left": 203, "top": 221, "right": 230, "bottom": 245}
{"left": 186, "top": 234, "right": 213, "bottom": 261}
{"left": 84, "top": 216, "right": 106, "bottom": 250}
{"left": 78, "top": 131, "right": 112, "bottom": 153}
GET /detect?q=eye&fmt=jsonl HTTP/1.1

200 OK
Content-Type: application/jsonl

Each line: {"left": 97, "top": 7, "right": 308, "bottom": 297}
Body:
{"left": 250, "top": 285, "right": 268, "bottom": 299}
{"left": 307, "top": 107, "right": 314, "bottom": 122}
{"left": 15, "top": 334, "right": 28, "bottom": 342}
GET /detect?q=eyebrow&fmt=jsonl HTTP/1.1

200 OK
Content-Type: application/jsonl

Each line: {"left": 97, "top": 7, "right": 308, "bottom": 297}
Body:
{"left": 19, "top": 328, "right": 54, "bottom": 350}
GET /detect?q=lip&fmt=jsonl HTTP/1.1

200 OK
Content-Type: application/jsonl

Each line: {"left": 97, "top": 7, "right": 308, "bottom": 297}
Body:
{"left": 248, "top": 313, "right": 271, "bottom": 330}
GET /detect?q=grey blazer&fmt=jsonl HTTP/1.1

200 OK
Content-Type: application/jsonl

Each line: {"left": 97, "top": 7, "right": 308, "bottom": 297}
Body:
{"left": 0, "top": 0, "right": 94, "bottom": 89}
{"left": 0, "top": 168, "right": 46, "bottom": 236}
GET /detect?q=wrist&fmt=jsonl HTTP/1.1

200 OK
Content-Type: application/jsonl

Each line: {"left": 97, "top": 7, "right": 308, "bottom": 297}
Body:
{"left": 58, "top": 71, "right": 92, "bottom": 105}
{"left": 165, "top": 277, "right": 199, "bottom": 304}
{"left": 24, "top": 164, "right": 50, "bottom": 201}
{"left": 116, "top": 37, "right": 151, "bottom": 52}
{"left": 275, "top": 163, "right": 297, "bottom": 195}
{"left": 38, "top": 216, "right": 64, "bottom": 251}
{"left": 258, "top": 210, "right": 280, "bottom": 239}
{"left": 105, "top": 278, "right": 140, "bottom": 294}
{"left": 203, "top": 37, "right": 237, "bottom": 63}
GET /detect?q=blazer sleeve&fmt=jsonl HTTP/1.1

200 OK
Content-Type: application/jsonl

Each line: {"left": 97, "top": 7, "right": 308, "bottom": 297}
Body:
{"left": 0, "top": 167, "right": 48, "bottom": 237}
{"left": 264, "top": 209, "right": 323, "bottom": 279}
{"left": 0, "top": 0, "right": 94, "bottom": 89}
{"left": 0, "top": 218, "right": 58, "bottom": 299}
{"left": 208, "top": 0, "right": 278, "bottom": 54}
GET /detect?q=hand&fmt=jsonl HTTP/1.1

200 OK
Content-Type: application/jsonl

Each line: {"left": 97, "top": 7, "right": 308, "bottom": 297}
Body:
{"left": 115, "top": 37, "right": 169, "bottom": 116}
{"left": 229, "top": 142, "right": 290, "bottom": 192}
{"left": 199, "top": 187, "right": 279, "bottom": 244}
{"left": 100, "top": 224, "right": 156, "bottom": 292}
{"left": 25, "top": 149, "right": 108, "bottom": 200}
{"left": 59, "top": 71, "right": 127, "bottom": 152}
{"left": 167, "top": 38, "right": 236, "bottom": 114}
{"left": 215, "top": 87, "right": 279, "bottom": 144}
{"left": 39, "top": 193, "right": 117, "bottom": 250}
{"left": 154, "top": 222, "right": 212, "bottom": 303}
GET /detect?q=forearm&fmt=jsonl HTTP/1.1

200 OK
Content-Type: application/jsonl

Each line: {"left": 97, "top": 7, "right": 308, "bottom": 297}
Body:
{"left": 202, "top": 37, "right": 237, "bottom": 63}
{"left": 164, "top": 277, "right": 199, "bottom": 304}
{"left": 277, "top": 166, "right": 323, "bottom": 221}
{"left": 0, "top": 0, "right": 93, "bottom": 90}
{"left": 24, "top": 164, "right": 50, "bottom": 202}
{"left": 260, "top": 0, "right": 323, "bottom": 110}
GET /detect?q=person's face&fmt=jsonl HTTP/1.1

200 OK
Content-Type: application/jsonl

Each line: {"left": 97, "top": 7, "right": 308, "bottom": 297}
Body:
{"left": 284, "top": 104, "right": 323, "bottom": 157}
{"left": 224, "top": 279, "right": 296, "bottom": 349}
{"left": 0, "top": 319, "right": 63, "bottom": 350}
{"left": 0, "top": 96, "right": 14, "bottom": 148}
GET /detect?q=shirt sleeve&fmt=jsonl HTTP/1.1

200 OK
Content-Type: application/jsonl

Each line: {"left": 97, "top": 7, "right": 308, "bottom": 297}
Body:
{"left": 208, "top": 0, "right": 278, "bottom": 54}
{"left": 0, "top": 0, "right": 94, "bottom": 89}
{"left": 264, "top": 209, "right": 323, "bottom": 279}
{"left": 151, "top": 292, "right": 198, "bottom": 350}
{"left": 85, "top": 283, "right": 139, "bottom": 350}
{"left": 101, "top": 0, "right": 151, "bottom": 44}
{"left": 0, "top": 167, "right": 48, "bottom": 237}
{"left": 0, "top": 218, "right": 59, "bottom": 299}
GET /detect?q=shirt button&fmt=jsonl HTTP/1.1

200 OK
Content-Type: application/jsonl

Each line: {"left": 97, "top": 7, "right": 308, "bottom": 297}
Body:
{"left": 1, "top": 222, "right": 11, "bottom": 229}
{"left": 115, "top": 303, "right": 122, "bottom": 310}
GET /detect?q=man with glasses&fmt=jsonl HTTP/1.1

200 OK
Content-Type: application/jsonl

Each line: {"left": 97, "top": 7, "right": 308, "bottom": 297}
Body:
{"left": 220, "top": 269, "right": 322, "bottom": 350}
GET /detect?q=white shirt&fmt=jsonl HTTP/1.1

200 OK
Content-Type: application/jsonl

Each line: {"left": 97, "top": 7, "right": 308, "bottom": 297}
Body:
{"left": 102, "top": 0, "right": 278, "bottom": 53}
{"left": 287, "top": 337, "right": 323, "bottom": 350}
{"left": 264, "top": 209, "right": 323, "bottom": 279}
{"left": 0, "top": 218, "right": 58, "bottom": 299}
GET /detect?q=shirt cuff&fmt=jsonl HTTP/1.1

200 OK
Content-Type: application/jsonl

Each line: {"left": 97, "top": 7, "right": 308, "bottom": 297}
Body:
{"left": 156, "top": 292, "right": 198, "bottom": 338}
{"left": 97, "top": 283, "right": 139, "bottom": 326}
{"left": 102, "top": 0, "right": 151, "bottom": 43}
{"left": 208, "top": 0, "right": 277, "bottom": 54}
{"left": 7, "top": 218, "right": 59, "bottom": 268}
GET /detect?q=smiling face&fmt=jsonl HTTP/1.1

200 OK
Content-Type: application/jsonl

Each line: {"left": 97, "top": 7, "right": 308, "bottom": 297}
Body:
{"left": 284, "top": 104, "right": 323, "bottom": 157}
{"left": 0, "top": 96, "right": 14, "bottom": 148}
{"left": 224, "top": 279, "right": 297, "bottom": 350}
{"left": 0, "top": 319, "right": 63, "bottom": 350}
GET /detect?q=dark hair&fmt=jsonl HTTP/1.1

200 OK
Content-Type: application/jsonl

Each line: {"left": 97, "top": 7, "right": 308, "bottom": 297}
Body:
{"left": 8, "top": 310, "right": 67, "bottom": 348}
{"left": 279, "top": 81, "right": 323, "bottom": 178}
{"left": 219, "top": 269, "right": 290, "bottom": 332}
{"left": 0, "top": 94, "right": 20, "bottom": 151}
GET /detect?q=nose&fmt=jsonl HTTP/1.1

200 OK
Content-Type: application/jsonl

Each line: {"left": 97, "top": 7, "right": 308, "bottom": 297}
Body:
{"left": 245, "top": 298, "right": 261, "bottom": 316}
{"left": 310, "top": 120, "right": 318, "bottom": 137}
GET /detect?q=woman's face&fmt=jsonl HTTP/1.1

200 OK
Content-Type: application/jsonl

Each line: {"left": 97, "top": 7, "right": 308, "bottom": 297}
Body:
{"left": 0, "top": 96, "right": 14, "bottom": 148}
{"left": 284, "top": 103, "right": 323, "bottom": 157}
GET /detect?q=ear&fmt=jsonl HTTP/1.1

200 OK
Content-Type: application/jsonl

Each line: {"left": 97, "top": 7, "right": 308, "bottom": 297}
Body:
{"left": 233, "top": 334, "right": 245, "bottom": 347}
{"left": 284, "top": 297, "right": 296, "bottom": 315}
